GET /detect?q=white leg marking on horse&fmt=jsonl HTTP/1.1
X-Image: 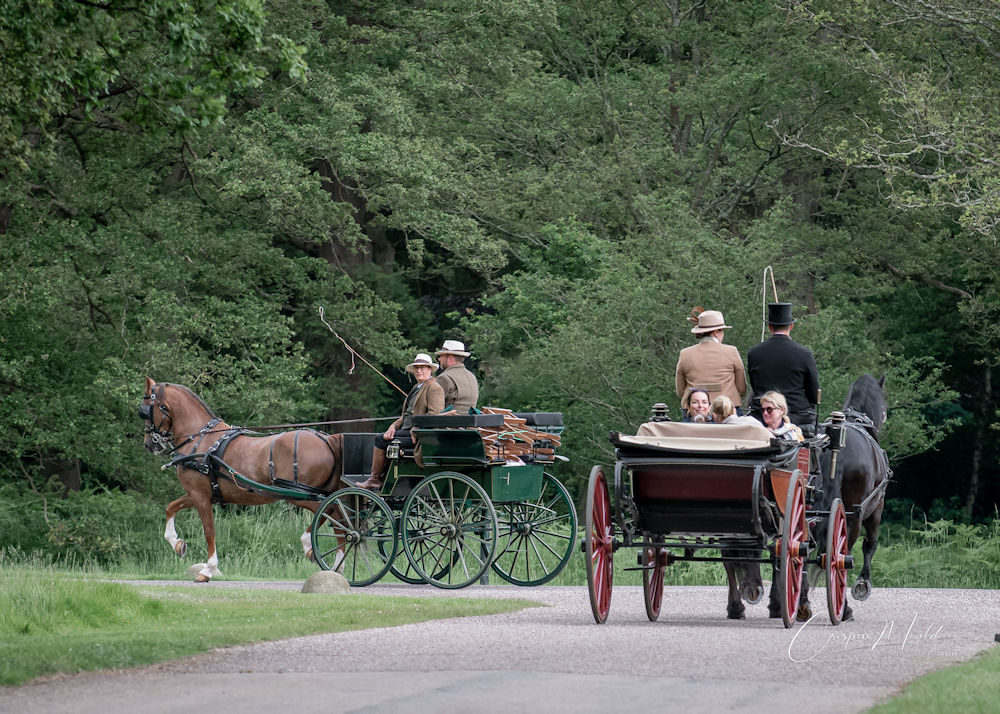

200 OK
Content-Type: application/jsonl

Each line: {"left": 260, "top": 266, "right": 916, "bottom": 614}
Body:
{"left": 332, "top": 549, "right": 345, "bottom": 574}
{"left": 165, "top": 517, "right": 180, "bottom": 548}
{"left": 198, "top": 552, "right": 221, "bottom": 580}
{"left": 300, "top": 530, "right": 312, "bottom": 554}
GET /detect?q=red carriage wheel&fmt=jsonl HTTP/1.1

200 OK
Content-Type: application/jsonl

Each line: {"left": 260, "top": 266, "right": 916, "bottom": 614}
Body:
{"left": 778, "top": 475, "right": 807, "bottom": 629}
{"left": 642, "top": 547, "right": 666, "bottom": 622}
{"left": 585, "top": 465, "right": 614, "bottom": 624}
{"left": 824, "top": 498, "right": 849, "bottom": 625}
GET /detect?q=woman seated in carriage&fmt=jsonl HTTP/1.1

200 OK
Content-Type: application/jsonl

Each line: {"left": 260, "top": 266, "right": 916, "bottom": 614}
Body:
{"left": 358, "top": 352, "right": 444, "bottom": 490}
{"left": 759, "top": 390, "right": 804, "bottom": 441}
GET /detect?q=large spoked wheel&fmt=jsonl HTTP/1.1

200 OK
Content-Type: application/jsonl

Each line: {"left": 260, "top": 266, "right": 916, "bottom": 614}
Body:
{"left": 585, "top": 465, "right": 614, "bottom": 624}
{"left": 385, "top": 516, "right": 459, "bottom": 584}
{"left": 492, "top": 472, "right": 579, "bottom": 586}
{"left": 824, "top": 498, "right": 849, "bottom": 625}
{"left": 778, "top": 475, "right": 808, "bottom": 628}
{"left": 400, "top": 471, "right": 498, "bottom": 589}
{"left": 642, "top": 546, "right": 666, "bottom": 622}
{"left": 311, "top": 488, "right": 396, "bottom": 587}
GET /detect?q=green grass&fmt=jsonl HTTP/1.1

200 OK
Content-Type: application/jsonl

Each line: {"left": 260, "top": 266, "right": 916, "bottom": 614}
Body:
{"left": 0, "top": 568, "right": 538, "bottom": 687}
{"left": 867, "top": 644, "right": 1000, "bottom": 714}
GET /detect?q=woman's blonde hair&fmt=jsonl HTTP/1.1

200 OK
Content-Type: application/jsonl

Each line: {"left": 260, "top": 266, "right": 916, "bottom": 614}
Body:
{"left": 760, "top": 390, "right": 790, "bottom": 422}
{"left": 711, "top": 395, "right": 735, "bottom": 421}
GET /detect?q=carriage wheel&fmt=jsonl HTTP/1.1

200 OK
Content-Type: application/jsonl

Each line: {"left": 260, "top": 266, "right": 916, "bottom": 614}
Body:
{"left": 824, "top": 498, "right": 849, "bottom": 625}
{"left": 777, "top": 476, "right": 807, "bottom": 628}
{"left": 642, "top": 547, "right": 666, "bottom": 622}
{"left": 492, "top": 473, "right": 579, "bottom": 586}
{"left": 400, "top": 471, "right": 498, "bottom": 589}
{"left": 585, "top": 465, "right": 614, "bottom": 624}
{"left": 311, "top": 488, "right": 396, "bottom": 587}
{"left": 384, "top": 516, "right": 459, "bottom": 584}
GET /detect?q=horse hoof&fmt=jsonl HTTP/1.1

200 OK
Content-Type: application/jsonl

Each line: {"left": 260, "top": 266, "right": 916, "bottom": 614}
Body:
{"left": 741, "top": 584, "right": 763, "bottom": 605}
{"left": 305, "top": 549, "right": 315, "bottom": 563}
{"left": 174, "top": 540, "right": 187, "bottom": 558}
{"left": 768, "top": 607, "right": 782, "bottom": 619}
{"left": 194, "top": 573, "right": 211, "bottom": 583}
{"left": 796, "top": 603, "right": 812, "bottom": 622}
{"left": 852, "top": 580, "right": 871, "bottom": 601}
{"left": 843, "top": 605, "right": 855, "bottom": 622}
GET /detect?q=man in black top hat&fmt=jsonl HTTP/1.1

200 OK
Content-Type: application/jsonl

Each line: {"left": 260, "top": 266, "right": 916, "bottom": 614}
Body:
{"left": 747, "top": 303, "right": 820, "bottom": 432}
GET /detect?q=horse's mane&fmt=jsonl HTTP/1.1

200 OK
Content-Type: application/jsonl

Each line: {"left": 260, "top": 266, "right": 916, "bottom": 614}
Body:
{"left": 164, "top": 382, "right": 219, "bottom": 419}
{"left": 842, "top": 373, "right": 886, "bottom": 432}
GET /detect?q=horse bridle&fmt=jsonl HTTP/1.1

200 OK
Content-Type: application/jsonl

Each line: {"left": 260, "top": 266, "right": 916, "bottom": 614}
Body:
{"left": 139, "top": 384, "right": 173, "bottom": 452}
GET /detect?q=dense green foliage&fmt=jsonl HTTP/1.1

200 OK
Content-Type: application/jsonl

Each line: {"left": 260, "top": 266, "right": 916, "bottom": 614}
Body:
{"left": 2, "top": 0, "right": 999, "bottom": 548}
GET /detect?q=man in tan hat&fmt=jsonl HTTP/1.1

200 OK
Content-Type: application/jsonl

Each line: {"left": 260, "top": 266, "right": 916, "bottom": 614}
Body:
{"left": 434, "top": 339, "right": 479, "bottom": 412}
{"left": 675, "top": 309, "right": 747, "bottom": 416}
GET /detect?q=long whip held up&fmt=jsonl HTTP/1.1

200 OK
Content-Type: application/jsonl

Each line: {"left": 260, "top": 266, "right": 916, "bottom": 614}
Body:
{"left": 318, "top": 306, "right": 407, "bottom": 396}
{"left": 760, "top": 266, "right": 779, "bottom": 342}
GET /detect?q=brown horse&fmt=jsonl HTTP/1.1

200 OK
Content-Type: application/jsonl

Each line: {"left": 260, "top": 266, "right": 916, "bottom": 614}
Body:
{"left": 139, "top": 377, "right": 344, "bottom": 581}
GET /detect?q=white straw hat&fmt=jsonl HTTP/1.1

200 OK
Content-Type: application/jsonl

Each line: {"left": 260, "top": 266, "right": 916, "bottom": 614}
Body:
{"left": 434, "top": 339, "right": 471, "bottom": 357}
{"left": 405, "top": 353, "right": 439, "bottom": 374}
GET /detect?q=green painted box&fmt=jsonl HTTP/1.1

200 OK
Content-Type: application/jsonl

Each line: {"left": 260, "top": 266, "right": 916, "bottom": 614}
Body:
{"left": 486, "top": 463, "right": 543, "bottom": 502}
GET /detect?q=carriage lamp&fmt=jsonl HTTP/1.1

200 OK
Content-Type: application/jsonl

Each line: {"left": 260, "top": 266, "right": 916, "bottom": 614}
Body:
{"left": 649, "top": 403, "right": 671, "bottom": 422}
{"left": 828, "top": 411, "right": 847, "bottom": 450}
{"left": 386, "top": 440, "right": 401, "bottom": 459}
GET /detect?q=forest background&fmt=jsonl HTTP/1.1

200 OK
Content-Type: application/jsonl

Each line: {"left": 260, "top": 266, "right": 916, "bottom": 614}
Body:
{"left": 3, "top": 0, "right": 1000, "bottom": 559}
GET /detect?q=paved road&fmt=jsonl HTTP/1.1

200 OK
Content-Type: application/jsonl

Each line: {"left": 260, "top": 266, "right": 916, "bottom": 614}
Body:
{"left": 2, "top": 583, "right": 998, "bottom": 713}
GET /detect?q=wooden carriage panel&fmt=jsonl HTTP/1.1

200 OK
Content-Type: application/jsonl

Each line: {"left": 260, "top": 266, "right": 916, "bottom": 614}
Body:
{"left": 631, "top": 462, "right": 757, "bottom": 535}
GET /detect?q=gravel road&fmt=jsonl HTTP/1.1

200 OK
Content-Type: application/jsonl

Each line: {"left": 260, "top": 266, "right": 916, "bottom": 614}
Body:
{"left": 2, "top": 583, "right": 997, "bottom": 714}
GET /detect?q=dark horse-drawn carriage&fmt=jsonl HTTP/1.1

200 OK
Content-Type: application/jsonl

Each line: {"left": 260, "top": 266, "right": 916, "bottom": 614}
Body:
{"left": 139, "top": 377, "right": 576, "bottom": 589}
{"left": 585, "top": 374, "right": 890, "bottom": 627}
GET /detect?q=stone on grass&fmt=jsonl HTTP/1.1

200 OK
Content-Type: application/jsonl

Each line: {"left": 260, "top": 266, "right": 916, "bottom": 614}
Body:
{"left": 301, "top": 570, "right": 351, "bottom": 594}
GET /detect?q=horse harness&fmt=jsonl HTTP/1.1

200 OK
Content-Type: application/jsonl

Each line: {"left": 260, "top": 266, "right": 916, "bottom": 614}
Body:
{"left": 842, "top": 408, "right": 892, "bottom": 521}
{"left": 140, "top": 387, "right": 328, "bottom": 505}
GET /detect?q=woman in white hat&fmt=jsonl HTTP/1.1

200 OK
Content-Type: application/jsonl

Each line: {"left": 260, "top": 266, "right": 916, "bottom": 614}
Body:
{"left": 358, "top": 353, "right": 444, "bottom": 490}
{"left": 675, "top": 309, "right": 747, "bottom": 418}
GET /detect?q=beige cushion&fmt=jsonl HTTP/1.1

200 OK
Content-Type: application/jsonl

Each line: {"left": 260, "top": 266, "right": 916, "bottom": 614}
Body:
{"left": 625, "top": 421, "right": 775, "bottom": 452}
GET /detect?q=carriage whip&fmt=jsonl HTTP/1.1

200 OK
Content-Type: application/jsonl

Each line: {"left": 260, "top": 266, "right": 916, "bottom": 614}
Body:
{"left": 318, "top": 306, "right": 407, "bottom": 395}
{"left": 760, "top": 266, "right": 780, "bottom": 342}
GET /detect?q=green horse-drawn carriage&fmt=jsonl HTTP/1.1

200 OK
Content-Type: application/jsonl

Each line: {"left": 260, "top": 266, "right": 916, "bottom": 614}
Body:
{"left": 310, "top": 412, "right": 578, "bottom": 589}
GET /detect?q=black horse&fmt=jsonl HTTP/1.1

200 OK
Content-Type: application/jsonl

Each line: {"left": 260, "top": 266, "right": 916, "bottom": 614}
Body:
{"left": 789, "top": 373, "right": 891, "bottom": 622}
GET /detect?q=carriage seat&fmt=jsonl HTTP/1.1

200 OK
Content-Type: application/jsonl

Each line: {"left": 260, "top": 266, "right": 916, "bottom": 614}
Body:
{"left": 513, "top": 412, "right": 563, "bottom": 427}
{"left": 617, "top": 420, "right": 784, "bottom": 455}
{"left": 411, "top": 413, "right": 505, "bottom": 428}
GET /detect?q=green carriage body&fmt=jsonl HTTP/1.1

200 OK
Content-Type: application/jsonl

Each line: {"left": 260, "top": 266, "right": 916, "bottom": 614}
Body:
{"left": 310, "top": 411, "right": 577, "bottom": 589}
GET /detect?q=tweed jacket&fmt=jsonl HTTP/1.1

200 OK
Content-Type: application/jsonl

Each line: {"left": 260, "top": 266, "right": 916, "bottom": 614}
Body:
{"left": 746, "top": 334, "right": 819, "bottom": 422}
{"left": 435, "top": 364, "right": 479, "bottom": 412}
{"left": 675, "top": 338, "right": 748, "bottom": 408}
{"left": 393, "top": 379, "right": 445, "bottom": 430}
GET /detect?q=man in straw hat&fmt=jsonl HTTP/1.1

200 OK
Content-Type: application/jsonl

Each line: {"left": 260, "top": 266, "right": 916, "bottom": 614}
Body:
{"left": 434, "top": 339, "right": 479, "bottom": 412}
{"left": 675, "top": 309, "right": 747, "bottom": 416}
{"left": 359, "top": 352, "right": 444, "bottom": 490}
{"left": 747, "top": 302, "right": 819, "bottom": 433}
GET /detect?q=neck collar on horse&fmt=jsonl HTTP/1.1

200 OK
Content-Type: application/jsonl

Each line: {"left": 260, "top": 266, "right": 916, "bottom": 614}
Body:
{"left": 844, "top": 407, "right": 878, "bottom": 435}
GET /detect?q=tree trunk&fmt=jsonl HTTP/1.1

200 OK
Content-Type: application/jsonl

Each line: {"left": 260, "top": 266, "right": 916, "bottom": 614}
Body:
{"left": 965, "top": 364, "right": 990, "bottom": 519}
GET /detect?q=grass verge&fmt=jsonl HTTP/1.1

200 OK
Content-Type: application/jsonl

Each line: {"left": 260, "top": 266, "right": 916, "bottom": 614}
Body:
{"left": 0, "top": 568, "right": 538, "bottom": 687}
{"left": 867, "top": 643, "right": 1000, "bottom": 713}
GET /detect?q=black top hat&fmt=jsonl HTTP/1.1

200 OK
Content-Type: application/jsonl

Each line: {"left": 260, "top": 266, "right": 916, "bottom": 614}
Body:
{"left": 767, "top": 302, "right": 796, "bottom": 326}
